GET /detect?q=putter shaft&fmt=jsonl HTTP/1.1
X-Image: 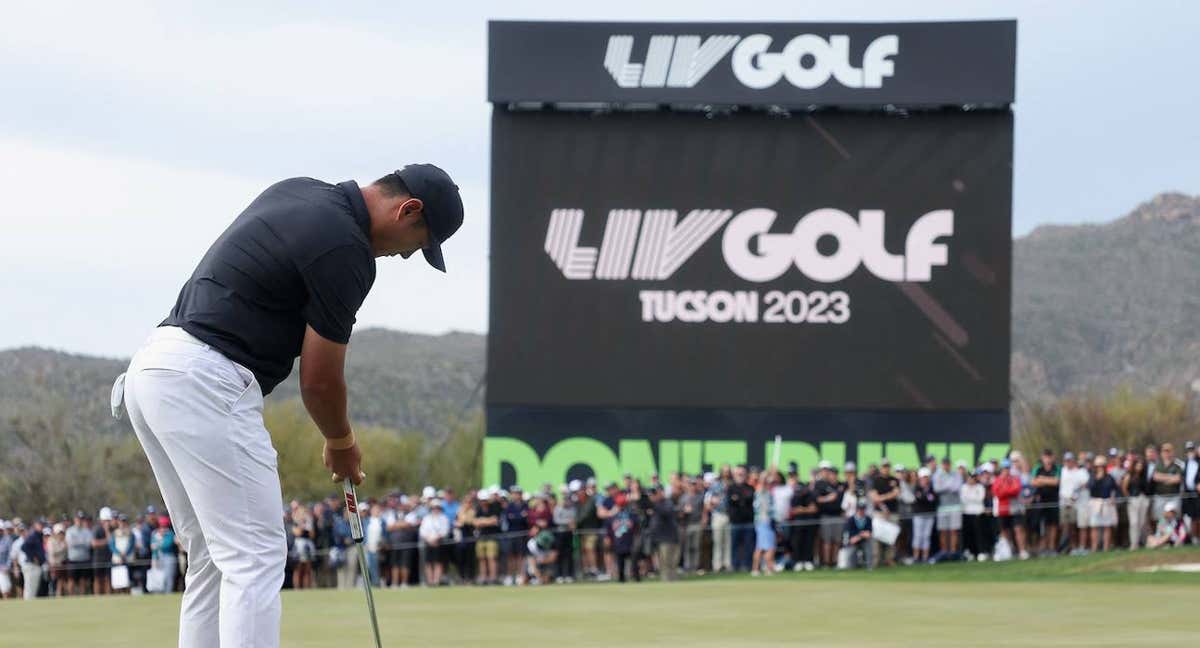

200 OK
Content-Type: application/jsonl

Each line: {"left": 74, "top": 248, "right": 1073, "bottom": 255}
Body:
{"left": 344, "top": 478, "right": 383, "bottom": 648}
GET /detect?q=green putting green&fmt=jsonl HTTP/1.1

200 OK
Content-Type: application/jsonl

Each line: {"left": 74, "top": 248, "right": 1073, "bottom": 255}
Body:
{"left": 6, "top": 548, "right": 1198, "bottom": 646}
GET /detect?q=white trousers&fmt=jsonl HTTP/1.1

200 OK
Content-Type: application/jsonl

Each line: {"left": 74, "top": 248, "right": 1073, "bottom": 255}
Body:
{"left": 19, "top": 563, "right": 41, "bottom": 600}
{"left": 710, "top": 512, "right": 731, "bottom": 572}
{"left": 124, "top": 327, "right": 285, "bottom": 648}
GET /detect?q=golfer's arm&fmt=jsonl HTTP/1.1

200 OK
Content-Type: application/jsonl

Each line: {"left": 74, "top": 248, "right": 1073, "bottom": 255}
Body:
{"left": 299, "top": 325, "right": 353, "bottom": 441}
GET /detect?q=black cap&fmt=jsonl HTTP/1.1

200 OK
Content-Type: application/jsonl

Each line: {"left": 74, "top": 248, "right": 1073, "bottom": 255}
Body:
{"left": 394, "top": 164, "right": 464, "bottom": 272}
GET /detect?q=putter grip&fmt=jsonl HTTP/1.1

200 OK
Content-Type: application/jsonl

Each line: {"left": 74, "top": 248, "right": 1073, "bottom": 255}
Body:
{"left": 342, "top": 478, "right": 365, "bottom": 543}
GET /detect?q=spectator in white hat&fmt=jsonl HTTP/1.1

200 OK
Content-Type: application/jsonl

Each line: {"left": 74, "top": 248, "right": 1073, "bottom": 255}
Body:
{"left": 419, "top": 500, "right": 450, "bottom": 586}
{"left": 1087, "top": 456, "right": 1118, "bottom": 552}
{"left": 1146, "top": 501, "right": 1188, "bottom": 548}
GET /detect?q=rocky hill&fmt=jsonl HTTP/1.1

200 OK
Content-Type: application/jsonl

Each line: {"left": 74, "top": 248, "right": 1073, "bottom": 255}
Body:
{"left": 0, "top": 328, "right": 485, "bottom": 438}
{"left": 1012, "top": 192, "right": 1200, "bottom": 402}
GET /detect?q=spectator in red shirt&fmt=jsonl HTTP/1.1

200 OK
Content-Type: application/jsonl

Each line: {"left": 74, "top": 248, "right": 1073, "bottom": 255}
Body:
{"left": 992, "top": 459, "right": 1029, "bottom": 560}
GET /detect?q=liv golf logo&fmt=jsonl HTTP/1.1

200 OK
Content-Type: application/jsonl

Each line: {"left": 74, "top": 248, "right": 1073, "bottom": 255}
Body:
{"left": 603, "top": 33, "right": 899, "bottom": 90}
{"left": 544, "top": 207, "right": 952, "bottom": 325}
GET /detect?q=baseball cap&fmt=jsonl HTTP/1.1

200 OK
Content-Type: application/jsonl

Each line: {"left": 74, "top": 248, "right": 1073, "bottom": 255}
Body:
{"left": 1186, "top": 441, "right": 1196, "bottom": 450}
{"left": 1000, "top": 459, "right": 1012, "bottom": 469}
{"left": 1063, "top": 451, "right": 1076, "bottom": 461}
{"left": 394, "top": 164, "right": 464, "bottom": 273}
{"left": 1107, "top": 447, "right": 1119, "bottom": 457}
{"left": 1164, "top": 501, "right": 1178, "bottom": 513}
{"left": 817, "top": 460, "right": 833, "bottom": 470}
{"left": 844, "top": 461, "right": 857, "bottom": 472}
{"left": 917, "top": 467, "right": 932, "bottom": 478}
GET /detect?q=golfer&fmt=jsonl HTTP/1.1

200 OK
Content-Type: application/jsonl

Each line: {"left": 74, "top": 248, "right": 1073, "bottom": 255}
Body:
{"left": 115, "top": 166, "right": 463, "bottom": 647}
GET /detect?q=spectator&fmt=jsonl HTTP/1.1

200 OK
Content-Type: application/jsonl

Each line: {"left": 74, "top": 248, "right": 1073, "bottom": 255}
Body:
{"left": 606, "top": 494, "right": 638, "bottom": 583}
{"left": 726, "top": 465, "right": 755, "bottom": 572}
{"left": 1151, "top": 443, "right": 1184, "bottom": 520}
{"left": 291, "top": 519, "right": 315, "bottom": 590}
{"left": 148, "top": 516, "right": 176, "bottom": 594}
{"left": 311, "top": 501, "right": 336, "bottom": 589}
{"left": 18, "top": 521, "right": 47, "bottom": 600}
{"left": 1185, "top": 441, "right": 1199, "bottom": 542}
{"left": 1087, "top": 456, "right": 1118, "bottom": 552}
{"left": 92, "top": 507, "right": 114, "bottom": 595}
{"left": 65, "top": 512, "right": 94, "bottom": 596}
{"left": 474, "top": 489, "right": 503, "bottom": 585}
{"left": 815, "top": 462, "right": 842, "bottom": 568}
{"left": 992, "top": 459, "right": 1028, "bottom": 560}
{"left": 648, "top": 487, "right": 680, "bottom": 581}
{"left": 0, "top": 521, "right": 13, "bottom": 599}
{"left": 524, "top": 527, "right": 556, "bottom": 585}
{"left": 750, "top": 472, "right": 777, "bottom": 577}
{"left": 383, "top": 497, "right": 411, "bottom": 589}
{"left": 574, "top": 480, "right": 602, "bottom": 579}
{"left": 629, "top": 479, "right": 654, "bottom": 580}
{"left": 1122, "top": 454, "right": 1151, "bottom": 548}
{"left": 109, "top": 515, "right": 135, "bottom": 594}
{"left": 553, "top": 485, "right": 578, "bottom": 583}
{"left": 361, "top": 503, "right": 384, "bottom": 587}
{"left": 841, "top": 462, "right": 867, "bottom": 517}
{"left": 1058, "top": 452, "right": 1090, "bottom": 555}
{"left": 597, "top": 482, "right": 621, "bottom": 580}
{"left": 934, "top": 459, "right": 964, "bottom": 555}
{"left": 704, "top": 468, "right": 731, "bottom": 573}
{"left": 843, "top": 501, "right": 872, "bottom": 569}
{"left": 502, "top": 487, "right": 529, "bottom": 585}
{"left": 787, "top": 468, "right": 817, "bottom": 572}
{"left": 678, "top": 477, "right": 705, "bottom": 574}
{"left": 912, "top": 467, "right": 938, "bottom": 563}
{"left": 868, "top": 459, "right": 901, "bottom": 568}
{"left": 960, "top": 469, "right": 987, "bottom": 560}
{"left": 455, "top": 490, "right": 479, "bottom": 585}
{"left": 331, "top": 502, "right": 356, "bottom": 590}
{"left": 1029, "top": 450, "right": 1060, "bottom": 556}
{"left": 895, "top": 465, "right": 915, "bottom": 560}
{"left": 132, "top": 509, "right": 154, "bottom": 594}
{"left": 1146, "top": 501, "right": 1188, "bottom": 548}
{"left": 419, "top": 499, "right": 450, "bottom": 586}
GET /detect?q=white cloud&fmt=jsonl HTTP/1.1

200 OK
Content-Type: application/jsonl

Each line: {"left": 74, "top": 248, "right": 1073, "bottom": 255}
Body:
{"left": 0, "top": 136, "right": 489, "bottom": 356}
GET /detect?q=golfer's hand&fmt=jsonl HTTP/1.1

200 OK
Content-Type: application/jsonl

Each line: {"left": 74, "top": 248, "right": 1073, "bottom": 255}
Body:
{"left": 324, "top": 439, "right": 365, "bottom": 485}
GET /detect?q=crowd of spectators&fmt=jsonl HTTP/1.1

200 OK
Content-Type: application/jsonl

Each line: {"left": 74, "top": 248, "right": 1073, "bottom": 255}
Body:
{"left": 1, "top": 441, "right": 1196, "bottom": 599}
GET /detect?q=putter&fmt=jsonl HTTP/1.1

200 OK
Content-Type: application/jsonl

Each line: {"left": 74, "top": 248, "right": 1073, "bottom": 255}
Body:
{"left": 343, "top": 478, "right": 383, "bottom": 648}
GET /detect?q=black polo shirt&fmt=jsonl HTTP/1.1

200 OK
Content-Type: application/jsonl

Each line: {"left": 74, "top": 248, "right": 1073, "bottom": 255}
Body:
{"left": 162, "top": 178, "right": 376, "bottom": 395}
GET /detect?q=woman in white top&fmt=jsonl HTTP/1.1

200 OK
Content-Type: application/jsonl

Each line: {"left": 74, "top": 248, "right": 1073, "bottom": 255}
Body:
{"left": 419, "top": 501, "right": 450, "bottom": 586}
{"left": 960, "top": 471, "right": 987, "bottom": 560}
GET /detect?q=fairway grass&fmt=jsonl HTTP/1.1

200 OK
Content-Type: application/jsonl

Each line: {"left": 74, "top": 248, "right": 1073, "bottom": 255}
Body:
{"left": 4, "top": 549, "right": 1197, "bottom": 646}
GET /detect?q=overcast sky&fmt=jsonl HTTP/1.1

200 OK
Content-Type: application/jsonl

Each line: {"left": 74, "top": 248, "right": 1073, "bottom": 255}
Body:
{"left": 2, "top": 1, "right": 1197, "bottom": 357}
